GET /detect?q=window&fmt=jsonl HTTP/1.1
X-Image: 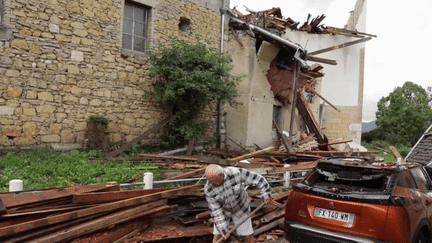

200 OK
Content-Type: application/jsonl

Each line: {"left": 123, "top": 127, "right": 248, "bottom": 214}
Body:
{"left": 396, "top": 171, "right": 417, "bottom": 189}
{"left": 122, "top": 1, "right": 149, "bottom": 53}
{"left": 411, "top": 168, "right": 432, "bottom": 191}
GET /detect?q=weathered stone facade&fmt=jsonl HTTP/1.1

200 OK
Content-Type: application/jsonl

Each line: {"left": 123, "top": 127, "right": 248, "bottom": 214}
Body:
{"left": 0, "top": 0, "right": 226, "bottom": 149}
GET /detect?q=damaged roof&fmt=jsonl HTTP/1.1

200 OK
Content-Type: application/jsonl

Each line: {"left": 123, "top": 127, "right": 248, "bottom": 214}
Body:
{"left": 406, "top": 124, "right": 432, "bottom": 165}
{"left": 229, "top": 6, "right": 376, "bottom": 38}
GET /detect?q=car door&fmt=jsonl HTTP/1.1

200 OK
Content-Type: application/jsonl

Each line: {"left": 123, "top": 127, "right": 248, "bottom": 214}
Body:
{"left": 420, "top": 167, "right": 432, "bottom": 217}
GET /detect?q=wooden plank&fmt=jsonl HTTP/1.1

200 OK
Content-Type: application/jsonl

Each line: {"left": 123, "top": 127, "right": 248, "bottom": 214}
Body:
{"left": 197, "top": 156, "right": 237, "bottom": 166}
{"left": 304, "top": 83, "right": 339, "bottom": 111}
{"left": 31, "top": 202, "right": 168, "bottom": 243}
{"left": 300, "top": 151, "right": 379, "bottom": 157}
{"left": 308, "top": 37, "right": 372, "bottom": 56}
{"left": 99, "top": 221, "right": 150, "bottom": 243}
{"left": 296, "top": 91, "right": 327, "bottom": 144}
{"left": 167, "top": 168, "right": 206, "bottom": 180}
{"left": 0, "top": 185, "right": 199, "bottom": 238}
{"left": 275, "top": 161, "right": 318, "bottom": 172}
{"left": 0, "top": 198, "right": 5, "bottom": 214}
{"left": 254, "top": 208, "right": 284, "bottom": 228}
{"left": 272, "top": 190, "right": 290, "bottom": 202}
{"left": 389, "top": 146, "right": 405, "bottom": 163}
{"left": 105, "top": 117, "right": 170, "bottom": 158}
{"left": 272, "top": 119, "right": 296, "bottom": 155}
{"left": 186, "top": 138, "right": 196, "bottom": 156}
{"left": 2, "top": 212, "right": 111, "bottom": 243}
{"left": 3, "top": 204, "right": 94, "bottom": 218}
{"left": 231, "top": 146, "right": 277, "bottom": 162}
{"left": 0, "top": 182, "right": 118, "bottom": 209}
{"left": 306, "top": 55, "right": 337, "bottom": 65}
{"left": 253, "top": 218, "right": 284, "bottom": 236}
{"left": 73, "top": 188, "right": 170, "bottom": 204}
{"left": 138, "top": 153, "right": 197, "bottom": 161}
{"left": 320, "top": 139, "right": 353, "bottom": 146}
{"left": 294, "top": 133, "right": 316, "bottom": 146}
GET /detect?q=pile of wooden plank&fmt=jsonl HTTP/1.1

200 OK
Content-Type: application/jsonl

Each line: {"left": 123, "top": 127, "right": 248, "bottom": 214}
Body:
{"left": 0, "top": 181, "right": 294, "bottom": 242}
{"left": 0, "top": 183, "right": 206, "bottom": 242}
{"left": 229, "top": 6, "right": 376, "bottom": 38}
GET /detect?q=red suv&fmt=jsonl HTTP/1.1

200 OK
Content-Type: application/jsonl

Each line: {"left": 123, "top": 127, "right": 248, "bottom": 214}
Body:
{"left": 284, "top": 157, "right": 432, "bottom": 243}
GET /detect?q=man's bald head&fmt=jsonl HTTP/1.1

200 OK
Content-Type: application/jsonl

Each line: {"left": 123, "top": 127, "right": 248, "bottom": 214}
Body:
{"left": 205, "top": 164, "right": 224, "bottom": 186}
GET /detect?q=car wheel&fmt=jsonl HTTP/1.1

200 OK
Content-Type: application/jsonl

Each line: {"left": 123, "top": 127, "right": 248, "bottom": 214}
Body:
{"left": 413, "top": 232, "right": 428, "bottom": 243}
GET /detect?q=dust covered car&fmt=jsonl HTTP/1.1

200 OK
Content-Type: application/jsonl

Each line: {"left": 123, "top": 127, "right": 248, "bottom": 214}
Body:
{"left": 284, "top": 157, "right": 432, "bottom": 243}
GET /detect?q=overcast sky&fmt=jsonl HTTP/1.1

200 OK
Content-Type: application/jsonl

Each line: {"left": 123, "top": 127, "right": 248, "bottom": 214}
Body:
{"left": 229, "top": 0, "right": 432, "bottom": 122}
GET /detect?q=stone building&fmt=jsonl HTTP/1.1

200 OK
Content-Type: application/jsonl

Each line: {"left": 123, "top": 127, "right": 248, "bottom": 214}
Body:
{"left": 225, "top": 0, "right": 371, "bottom": 150}
{"left": 0, "top": 0, "right": 227, "bottom": 150}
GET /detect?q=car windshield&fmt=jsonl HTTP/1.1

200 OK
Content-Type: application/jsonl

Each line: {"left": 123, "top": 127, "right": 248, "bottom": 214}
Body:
{"left": 297, "top": 158, "right": 398, "bottom": 198}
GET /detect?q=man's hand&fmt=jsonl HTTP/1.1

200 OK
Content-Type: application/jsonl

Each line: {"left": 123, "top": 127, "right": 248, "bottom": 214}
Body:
{"left": 264, "top": 198, "right": 284, "bottom": 208}
{"left": 222, "top": 233, "right": 230, "bottom": 240}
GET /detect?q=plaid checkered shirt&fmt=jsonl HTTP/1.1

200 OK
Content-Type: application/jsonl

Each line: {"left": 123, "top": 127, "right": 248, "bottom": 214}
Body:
{"left": 204, "top": 167, "right": 272, "bottom": 235}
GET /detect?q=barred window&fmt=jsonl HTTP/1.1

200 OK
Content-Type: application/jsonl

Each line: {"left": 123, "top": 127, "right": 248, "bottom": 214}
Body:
{"left": 122, "top": 1, "right": 149, "bottom": 53}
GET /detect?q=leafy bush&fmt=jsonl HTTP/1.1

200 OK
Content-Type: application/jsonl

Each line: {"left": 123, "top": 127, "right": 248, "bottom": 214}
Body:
{"left": 89, "top": 114, "right": 109, "bottom": 127}
{"left": 146, "top": 37, "right": 243, "bottom": 146}
{"left": 0, "top": 147, "right": 157, "bottom": 192}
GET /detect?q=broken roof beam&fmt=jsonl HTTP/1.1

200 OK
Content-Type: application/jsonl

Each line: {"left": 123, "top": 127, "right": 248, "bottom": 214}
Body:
{"left": 304, "top": 83, "right": 339, "bottom": 112}
{"left": 308, "top": 37, "right": 372, "bottom": 56}
{"left": 296, "top": 91, "right": 327, "bottom": 144}
{"left": 228, "top": 15, "right": 308, "bottom": 68}
{"left": 325, "top": 26, "right": 377, "bottom": 38}
{"left": 137, "top": 153, "right": 197, "bottom": 161}
{"left": 272, "top": 119, "right": 296, "bottom": 155}
{"left": 105, "top": 117, "right": 170, "bottom": 158}
{"left": 389, "top": 146, "right": 405, "bottom": 163}
{"left": 231, "top": 146, "right": 277, "bottom": 162}
{"left": 306, "top": 55, "right": 337, "bottom": 65}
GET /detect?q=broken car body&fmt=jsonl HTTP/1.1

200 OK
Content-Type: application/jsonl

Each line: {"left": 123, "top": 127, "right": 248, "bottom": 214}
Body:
{"left": 285, "top": 157, "right": 432, "bottom": 243}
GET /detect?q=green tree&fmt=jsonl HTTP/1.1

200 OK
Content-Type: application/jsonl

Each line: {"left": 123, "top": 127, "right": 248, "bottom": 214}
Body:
{"left": 376, "top": 81, "right": 432, "bottom": 146}
{"left": 147, "top": 37, "right": 243, "bottom": 146}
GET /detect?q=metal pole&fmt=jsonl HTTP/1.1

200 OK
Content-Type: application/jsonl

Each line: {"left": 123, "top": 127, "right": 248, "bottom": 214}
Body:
{"left": 217, "top": 1, "right": 226, "bottom": 149}
{"left": 143, "top": 172, "right": 153, "bottom": 189}
{"left": 288, "top": 61, "right": 300, "bottom": 145}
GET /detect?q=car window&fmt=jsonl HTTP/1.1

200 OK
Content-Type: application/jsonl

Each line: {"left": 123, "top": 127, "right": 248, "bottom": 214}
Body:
{"left": 410, "top": 168, "right": 432, "bottom": 191}
{"left": 396, "top": 171, "right": 417, "bottom": 189}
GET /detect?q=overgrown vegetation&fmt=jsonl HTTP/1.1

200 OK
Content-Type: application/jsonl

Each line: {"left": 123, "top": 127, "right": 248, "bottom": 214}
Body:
{"left": 0, "top": 148, "right": 157, "bottom": 193}
{"left": 85, "top": 114, "right": 110, "bottom": 150}
{"left": 89, "top": 114, "right": 110, "bottom": 128}
{"left": 362, "top": 81, "right": 432, "bottom": 159}
{"left": 376, "top": 81, "right": 432, "bottom": 147}
{"left": 146, "top": 37, "right": 243, "bottom": 146}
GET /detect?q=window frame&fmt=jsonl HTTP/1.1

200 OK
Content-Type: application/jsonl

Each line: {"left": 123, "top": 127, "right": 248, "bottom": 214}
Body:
{"left": 120, "top": 0, "right": 156, "bottom": 58}
{"left": 0, "top": 0, "right": 13, "bottom": 40}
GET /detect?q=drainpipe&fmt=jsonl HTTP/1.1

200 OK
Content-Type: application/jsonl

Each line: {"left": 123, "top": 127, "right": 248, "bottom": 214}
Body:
{"left": 217, "top": 0, "right": 226, "bottom": 148}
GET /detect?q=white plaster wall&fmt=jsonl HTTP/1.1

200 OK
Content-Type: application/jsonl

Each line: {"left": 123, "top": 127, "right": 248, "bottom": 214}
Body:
{"left": 283, "top": 31, "right": 365, "bottom": 107}
{"left": 226, "top": 34, "right": 275, "bottom": 149}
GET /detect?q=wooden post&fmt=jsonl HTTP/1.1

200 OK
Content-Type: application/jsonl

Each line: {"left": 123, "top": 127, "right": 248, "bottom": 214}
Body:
{"left": 105, "top": 118, "right": 170, "bottom": 158}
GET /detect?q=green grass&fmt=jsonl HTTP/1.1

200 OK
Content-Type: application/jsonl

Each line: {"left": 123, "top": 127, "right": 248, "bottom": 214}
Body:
{"left": 362, "top": 143, "right": 396, "bottom": 163}
{"left": 0, "top": 147, "right": 159, "bottom": 193}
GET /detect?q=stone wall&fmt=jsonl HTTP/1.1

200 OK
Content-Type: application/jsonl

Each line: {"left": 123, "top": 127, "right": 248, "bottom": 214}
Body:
{"left": 0, "top": 0, "right": 225, "bottom": 150}
{"left": 322, "top": 105, "right": 362, "bottom": 144}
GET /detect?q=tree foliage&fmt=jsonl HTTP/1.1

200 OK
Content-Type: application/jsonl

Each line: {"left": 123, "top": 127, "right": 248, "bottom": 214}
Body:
{"left": 147, "top": 37, "right": 243, "bottom": 146}
{"left": 376, "top": 81, "right": 432, "bottom": 146}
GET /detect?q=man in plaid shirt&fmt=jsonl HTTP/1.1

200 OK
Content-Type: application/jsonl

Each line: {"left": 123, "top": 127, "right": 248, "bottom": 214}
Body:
{"left": 204, "top": 164, "right": 276, "bottom": 243}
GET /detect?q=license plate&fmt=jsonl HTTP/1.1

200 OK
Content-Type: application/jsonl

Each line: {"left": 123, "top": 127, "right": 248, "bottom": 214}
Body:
{"left": 314, "top": 207, "right": 354, "bottom": 223}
